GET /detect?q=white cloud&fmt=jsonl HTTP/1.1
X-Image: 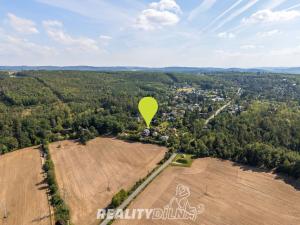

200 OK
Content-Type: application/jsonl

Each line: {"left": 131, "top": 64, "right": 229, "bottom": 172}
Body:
{"left": 214, "top": 49, "right": 242, "bottom": 57}
{"left": 284, "top": 3, "right": 300, "bottom": 11}
{"left": 202, "top": 0, "right": 243, "bottom": 32}
{"left": 37, "top": 0, "right": 141, "bottom": 27}
{"left": 212, "top": 0, "right": 259, "bottom": 32}
{"left": 265, "top": 0, "right": 287, "bottom": 10}
{"left": 217, "top": 32, "right": 236, "bottom": 39}
{"left": 243, "top": 9, "right": 300, "bottom": 24}
{"left": 188, "top": 0, "right": 216, "bottom": 21}
{"left": 99, "top": 35, "right": 112, "bottom": 41}
{"left": 7, "top": 13, "right": 39, "bottom": 34}
{"left": 149, "top": 0, "right": 181, "bottom": 14}
{"left": 0, "top": 34, "right": 56, "bottom": 59}
{"left": 135, "top": 0, "right": 181, "bottom": 30}
{"left": 135, "top": 9, "right": 180, "bottom": 30}
{"left": 256, "top": 29, "right": 281, "bottom": 37}
{"left": 240, "top": 44, "right": 256, "bottom": 50}
{"left": 43, "top": 20, "right": 63, "bottom": 28}
{"left": 43, "top": 20, "right": 101, "bottom": 51}
{"left": 213, "top": 48, "right": 300, "bottom": 67}
{"left": 99, "top": 35, "right": 112, "bottom": 47}
{"left": 270, "top": 46, "right": 300, "bottom": 56}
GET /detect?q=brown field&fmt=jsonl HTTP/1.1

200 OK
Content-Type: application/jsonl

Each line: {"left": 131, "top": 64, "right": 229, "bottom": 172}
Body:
{"left": 115, "top": 158, "right": 300, "bottom": 225}
{"left": 49, "top": 137, "right": 167, "bottom": 225}
{"left": 0, "top": 148, "right": 51, "bottom": 225}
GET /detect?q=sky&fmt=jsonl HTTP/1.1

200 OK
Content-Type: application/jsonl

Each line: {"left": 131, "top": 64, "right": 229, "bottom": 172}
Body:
{"left": 0, "top": 0, "right": 300, "bottom": 67}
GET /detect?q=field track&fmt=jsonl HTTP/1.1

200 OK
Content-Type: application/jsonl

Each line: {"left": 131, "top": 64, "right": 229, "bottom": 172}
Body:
{"left": 49, "top": 137, "right": 167, "bottom": 225}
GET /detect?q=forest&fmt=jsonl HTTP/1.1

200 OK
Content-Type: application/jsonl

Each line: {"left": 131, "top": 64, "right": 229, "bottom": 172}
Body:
{"left": 0, "top": 70, "right": 299, "bottom": 180}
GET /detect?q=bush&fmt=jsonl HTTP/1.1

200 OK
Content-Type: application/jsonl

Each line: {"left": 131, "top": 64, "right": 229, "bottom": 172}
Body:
{"left": 55, "top": 203, "right": 70, "bottom": 225}
{"left": 176, "top": 158, "right": 188, "bottom": 164}
{"left": 111, "top": 189, "right": 128, "bottom": 208}
{"left": 43, "top": 160, "right": 54, "bottom": 172}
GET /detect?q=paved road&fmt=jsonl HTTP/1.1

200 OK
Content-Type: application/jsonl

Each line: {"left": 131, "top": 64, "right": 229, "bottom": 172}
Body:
{"left": 99, "top": 153, "right": 177, "bottom": 225}
{"left": 99, "top": 88, "right": 242, "bottom": 225}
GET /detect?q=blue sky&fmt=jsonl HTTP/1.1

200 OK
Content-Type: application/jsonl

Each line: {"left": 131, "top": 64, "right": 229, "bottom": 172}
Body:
{"left": 0, "top": 0, "right": 300, "bottom": 67}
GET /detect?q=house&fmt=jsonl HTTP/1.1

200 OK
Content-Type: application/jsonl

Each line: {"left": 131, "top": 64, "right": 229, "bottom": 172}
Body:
{"left": 152, "top": 131, "right": 158, "bottom": 137}
{"left": 212, "top": 97, "right": 224, "bottom": 102}
{"left": 160, "top": 136, "right": 169, "bottom": 142}
{"left": 142, "top": 129, "right": 150, "bottom": 137}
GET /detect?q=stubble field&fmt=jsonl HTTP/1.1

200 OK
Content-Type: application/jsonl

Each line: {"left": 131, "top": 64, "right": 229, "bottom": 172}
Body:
{"left": 115, "top": 157, "right": 300, "bottom": 225}
{"left": 0, "top": 147, "right": 51, "bottom": 225}
{"left": 49, "top": 137, "right": 167, "bottom": 225}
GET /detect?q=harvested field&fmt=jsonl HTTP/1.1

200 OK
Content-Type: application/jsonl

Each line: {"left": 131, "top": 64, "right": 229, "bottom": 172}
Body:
{"left": 0, "top": 148, "right": 51, "bottom": 225}
{"left": 115, "top": 158, "right": 300, "bottom": 225}
{"left": 49, "top": 137, "right": 167, "bottom": 225}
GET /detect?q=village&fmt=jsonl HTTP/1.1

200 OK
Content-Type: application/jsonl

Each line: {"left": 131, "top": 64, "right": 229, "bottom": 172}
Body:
{"left": 130, "top": 84, "right": 243, "bottom": 144}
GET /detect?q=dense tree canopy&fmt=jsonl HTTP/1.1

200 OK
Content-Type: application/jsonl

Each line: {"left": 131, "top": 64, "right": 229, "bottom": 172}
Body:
{"left": 0, "top": 70, "right": 300, "bottom": 180}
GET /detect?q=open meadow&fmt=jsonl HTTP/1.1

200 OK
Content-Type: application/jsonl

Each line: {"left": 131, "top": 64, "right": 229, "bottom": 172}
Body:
{"left": 49, "top": 137, "right": 167, "bottom": 225}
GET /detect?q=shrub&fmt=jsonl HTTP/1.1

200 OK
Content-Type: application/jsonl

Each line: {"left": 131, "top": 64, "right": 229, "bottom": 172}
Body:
{"left": 111, "top": 189, "right": 128, "bottom": 208}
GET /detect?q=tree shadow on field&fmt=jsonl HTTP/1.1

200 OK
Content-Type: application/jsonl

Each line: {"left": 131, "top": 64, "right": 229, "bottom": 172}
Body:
{"left": 36, "top": 177, "right": 48, "bottom": 191}
{"left": 121, "top": 138, "right": 164, "bottom": 146}
{"left": 31, "top": 214, "right": 51, "bottom": 223}
{"left": 121, "top": 139, "right": 138, "bottom": 144}
{"left": 232, "top": 162, "right": 300, "bottom": 191}
{"left": 273, "top": 173, "right": 300, "bottom": 191}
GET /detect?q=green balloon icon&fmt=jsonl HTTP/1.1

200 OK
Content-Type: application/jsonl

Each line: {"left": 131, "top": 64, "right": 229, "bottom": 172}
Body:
{"left": 138, "top": 97, "right": 158, "bottom": 128}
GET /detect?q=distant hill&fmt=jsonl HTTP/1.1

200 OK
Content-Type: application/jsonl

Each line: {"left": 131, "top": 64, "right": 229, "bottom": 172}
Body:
{"left": 1, "top": 66, "right": 300, "bottom": 74}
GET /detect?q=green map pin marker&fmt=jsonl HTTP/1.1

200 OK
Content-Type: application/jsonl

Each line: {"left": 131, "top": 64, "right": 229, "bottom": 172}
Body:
{"left": 138, "top": 97, "right": 158, "bottom": 128}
